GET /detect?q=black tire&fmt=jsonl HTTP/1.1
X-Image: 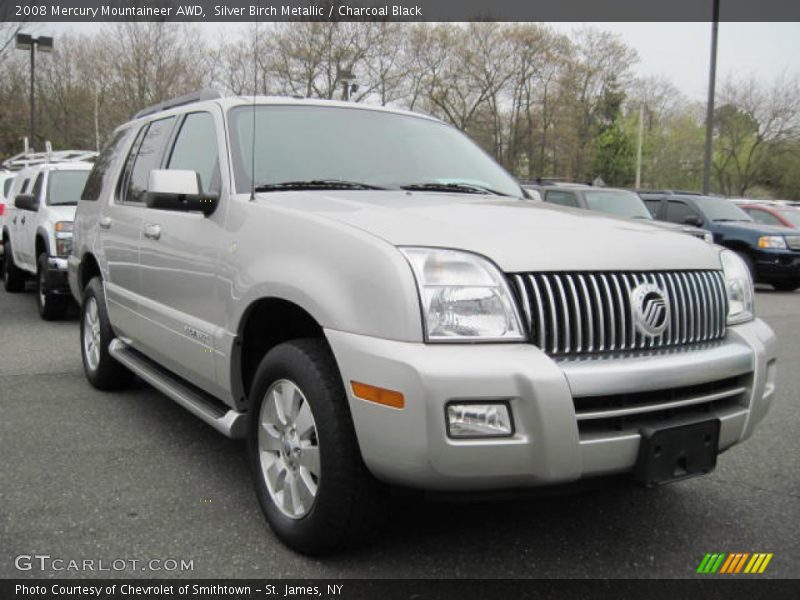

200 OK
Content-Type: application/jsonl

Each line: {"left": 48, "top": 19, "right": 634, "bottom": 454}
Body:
{"left": 80, "top": 277, "right": 134, "bottom": 390}
{"left": 3, "top": 239, "right": 26, "bottom": 293}
{"left": 247, "top": 338, "right": 387, "bottom": 555}
{"left": 37, "top": 253, "right": 69, "bottom": 320}
{"left": 735, "top": 251, "right": 756, "bottom": 282}
{"left": 772, "top": 280, "right": 799, "bottom": 292}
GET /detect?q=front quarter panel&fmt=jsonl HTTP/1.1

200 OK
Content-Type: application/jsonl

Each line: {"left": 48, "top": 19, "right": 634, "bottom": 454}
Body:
{"left": 225, "top": 197, "right": 423, "bottom": 343}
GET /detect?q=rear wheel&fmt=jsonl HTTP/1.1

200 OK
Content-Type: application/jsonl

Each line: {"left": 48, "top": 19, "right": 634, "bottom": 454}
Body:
{"left": 3, "top": 239, "right": 26, "bottom": 292}
{"left": 248, "top": 338, "right": 387, "bottom": 555}
{"left": 37, "top": 254, "right": 69, "bottom": 320}
{"left": 80, "top": 277, "right": 134, "bottom": 390}
{"left": 772, "top": 280, "right": 799, "bottom": 292}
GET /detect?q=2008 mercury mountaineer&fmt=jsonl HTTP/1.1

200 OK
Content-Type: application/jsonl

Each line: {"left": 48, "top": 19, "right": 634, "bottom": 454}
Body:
{"left": 69, "top": 90, "right": 777, "bottom": 554}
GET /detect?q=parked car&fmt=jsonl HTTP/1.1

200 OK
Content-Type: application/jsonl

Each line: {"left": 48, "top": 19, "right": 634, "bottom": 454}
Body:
{"left": 525, "top": 183, "right": 713, "bottom": 242}
{"left": 0, "top": 170, "right": 17, "bottom": 258}
{"left": 737, "top": 203, "right": 800, "bottom": 230}
{"left": 70, "top": 92, "right": 776, "bottom": 554}
{"left": 640, "top": 191, "right": 800, "bottom": 291}
{"left": 3, "top": 159, "right": 93, "bottom": 318}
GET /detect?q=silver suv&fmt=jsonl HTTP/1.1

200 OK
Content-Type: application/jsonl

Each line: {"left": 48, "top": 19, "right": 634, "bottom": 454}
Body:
{"left": 69, "top": 91, "right": 778, "bottom": 554}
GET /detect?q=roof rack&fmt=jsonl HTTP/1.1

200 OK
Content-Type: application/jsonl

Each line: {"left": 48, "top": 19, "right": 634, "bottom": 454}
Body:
{"left": 134, "top": 89, "right": 223, "bottom": 119}
{"left": 635, "top": 189, "right": 704, "bottom": 196}
{"left": 1, "top": 149, "right": 98, "bottom": 171}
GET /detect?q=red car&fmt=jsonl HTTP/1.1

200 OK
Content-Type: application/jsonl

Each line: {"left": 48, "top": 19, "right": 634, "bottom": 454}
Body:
{"left": 739, "top": 203, "right": 800, "bottom": 229}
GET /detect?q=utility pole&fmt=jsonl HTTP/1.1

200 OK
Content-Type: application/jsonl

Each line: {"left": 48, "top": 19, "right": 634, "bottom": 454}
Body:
{"left": 94, "top": 86, "right": 100, "bottom": 151}
{"left": 702, "top": 0, "right": 720, "bottom": 195}
{"left": 15, "top": 34, "right": 54, "bottom": 152}
{"left": 635, "top": 104, "right": 644, "bottom": 189}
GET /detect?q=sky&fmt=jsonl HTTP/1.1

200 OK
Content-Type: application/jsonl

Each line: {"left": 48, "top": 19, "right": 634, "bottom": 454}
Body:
{"left": 30, "top": 21, "right": 800, "bottom": 102}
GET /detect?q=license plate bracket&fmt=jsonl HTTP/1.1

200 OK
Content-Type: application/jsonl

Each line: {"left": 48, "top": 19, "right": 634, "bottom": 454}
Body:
{"left": 634, "top": 419, "right": 720, "bottom": 486}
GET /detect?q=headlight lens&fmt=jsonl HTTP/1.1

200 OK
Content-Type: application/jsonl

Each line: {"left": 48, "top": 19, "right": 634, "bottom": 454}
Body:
{"left": 400, "top": 247, "right": 525, "bottom": 342}
{"left": 757, "top": 235, "right": 787, "bottom": 249}
{"left": 720, "top": 250, "right": 754, "bottom": 325}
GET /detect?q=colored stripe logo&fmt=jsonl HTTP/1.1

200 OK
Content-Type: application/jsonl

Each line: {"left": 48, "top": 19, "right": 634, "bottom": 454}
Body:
{"left": 696, "top": 552, "right": 773, "bottom": 574}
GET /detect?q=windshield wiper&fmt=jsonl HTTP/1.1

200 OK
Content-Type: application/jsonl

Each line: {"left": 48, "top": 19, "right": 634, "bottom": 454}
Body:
{"left": 253, "top": 179, "right": 386, "bottom": 192}
{"left": 400, "top": 182, "right": 510, "bottom": 197}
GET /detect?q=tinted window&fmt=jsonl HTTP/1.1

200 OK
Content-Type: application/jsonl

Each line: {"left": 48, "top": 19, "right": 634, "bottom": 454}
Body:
{"left": 31, "top": 173, "right": 44, "bottom": 201}
{"left": 124, "top": 117, "right": 175, "bottom": 203}
{"left": 82, "top": 128, "right": 130, "bottom": 201}
{"left": 643, "top": 198, "right": 662, "bottom": 217}
{"left": 666, "top": 200, "right": 701, "bottom": 224}
{"left": 3, "top": 177, "right": 12, "bottom": 198}
{"left": 47, "top": 170, "right": 91, "bottom": 206}
{"left": 167, "top": 112, "right": 221, "bottom": 193}
{"left": 545, "top": 190, "right": 579, "bottom": 207}
{"left": 584, "top": 190, "right": 651, "bottom": 219}
{"left": 748, "top": 209, "right": 783, "bottom": 227}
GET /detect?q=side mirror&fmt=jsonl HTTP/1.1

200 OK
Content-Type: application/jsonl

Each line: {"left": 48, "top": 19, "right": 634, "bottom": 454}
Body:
{"left": 145, "top": 169, "right": 218, "bottom": 216}
{"left": 14, "top": 193, "right": 39, "bottom": 212}
{"left": 684, "top": 215, "right": 703, "bottom": 227}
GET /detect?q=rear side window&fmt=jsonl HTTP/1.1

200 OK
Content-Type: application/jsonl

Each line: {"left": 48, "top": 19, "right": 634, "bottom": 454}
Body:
{"left": 3, "top": 178, "right": 12, "bottom": 198}
{"left": 643, "top": 198, "right": 662, "bottom": 217}
{"left": 121, "top": 116, "right": 176, "bottom": 203}
{"left": 666, "top": 200, "right": 701, "bottom": 224}
{"left": 82, "top": 128, "right": 130, "bottom": 201}
{"left": 545, "top": 190, "right": 579, "bottom": 208}
{"left": 166, "top": 112, "right": 221, "bottom": 194}
{"left": 31, "top": 173, "right": 44, "bottom": 201}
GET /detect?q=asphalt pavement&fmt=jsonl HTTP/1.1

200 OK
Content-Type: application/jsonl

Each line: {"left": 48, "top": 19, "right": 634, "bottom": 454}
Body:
{"left": 1, "top": 282, "right": 798, "bottom": 579}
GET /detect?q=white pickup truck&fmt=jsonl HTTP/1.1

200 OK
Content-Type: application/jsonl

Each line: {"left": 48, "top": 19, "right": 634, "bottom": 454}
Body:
{"left": 3, "top": 161, "right": 93, "bottom": 319}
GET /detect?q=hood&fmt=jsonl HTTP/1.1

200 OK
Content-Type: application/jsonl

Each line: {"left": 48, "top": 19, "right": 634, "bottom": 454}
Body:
{"left": 258, "top": 191, "right": 723, "bottom": 272}
{"left": 710, "top": 219, "right": 794, "bottom": 235}
{"left": 45, "top": 205, "right": 77, "bottom": 222}
{"left": 646, "top": 219, "right": 708, "bottom": 237}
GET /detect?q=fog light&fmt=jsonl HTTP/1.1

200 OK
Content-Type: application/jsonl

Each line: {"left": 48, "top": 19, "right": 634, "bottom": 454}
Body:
{"left": 446, "top": 402, "right": 513, "bottom": 438}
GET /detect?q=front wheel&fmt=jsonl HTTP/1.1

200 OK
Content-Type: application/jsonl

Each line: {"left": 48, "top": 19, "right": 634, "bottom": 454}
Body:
{"left": 80, "top": 277, "right": 134, "bottom": 390}
{"left": 247, "top": 339, "right": 387, "bottom": 555}
{"left": 37, "top": 254, "right": 69, "bottom": 320}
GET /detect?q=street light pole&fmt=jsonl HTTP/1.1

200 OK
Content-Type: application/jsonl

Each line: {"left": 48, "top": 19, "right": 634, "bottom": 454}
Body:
{"left": 702, "top": 0, "right": 720, "bottom": 195}
{"left": 15, "top": 33, "right": 54, "bottom": 152}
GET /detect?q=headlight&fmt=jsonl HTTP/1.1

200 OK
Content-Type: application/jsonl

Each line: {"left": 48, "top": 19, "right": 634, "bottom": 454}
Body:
{"left": 400, "top": 247, "right": 525, "bottom": 342}
{"left": 720, "top": 250, "right": 754, "bottom": 325}
{"left": 757, "top": 235, "right": 786, "bottom": 249}
{"left": 703, "top": 231, "right": 714, "bottom": 244}
{"left": 54, "top": 221, "right": 73, "bottom": 233}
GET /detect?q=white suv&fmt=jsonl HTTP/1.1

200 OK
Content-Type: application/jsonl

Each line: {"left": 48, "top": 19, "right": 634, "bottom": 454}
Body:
{"left": 3, "top": 161, "right": 93, "bottom": 319}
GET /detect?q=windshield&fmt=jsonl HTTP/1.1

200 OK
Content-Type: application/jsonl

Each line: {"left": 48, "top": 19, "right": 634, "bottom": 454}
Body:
{"left": 696, "top": 197, "right": 752, "bottom": 222}
{"left": 227, "top": 105, "right": 523, "bottom": 197}
{"left": 584, "top": 190, "right": 652, "bottom": 219}
{"left": 778, "top": 209, "right": 800, "bottom": 227}
{"left": 47, "top": 170, "right": 90, "bottom": 206}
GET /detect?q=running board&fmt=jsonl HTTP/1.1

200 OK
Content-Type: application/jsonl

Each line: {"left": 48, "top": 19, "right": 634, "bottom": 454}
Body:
{"left": 108, "top": 339, "right": 248, "bottom": 439}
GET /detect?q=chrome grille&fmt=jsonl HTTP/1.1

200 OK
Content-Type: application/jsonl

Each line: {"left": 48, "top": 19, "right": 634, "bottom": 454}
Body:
{"left": 785, "top": 235, "right": 800, "bottom": 250}
{"left": 510, "top": 271, "right": 728, "bottom": 356}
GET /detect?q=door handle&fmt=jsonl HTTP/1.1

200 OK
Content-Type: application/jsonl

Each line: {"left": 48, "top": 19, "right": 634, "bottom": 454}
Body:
{"left": 143, "top": 224, "right": 161, "bottom": 240}
{"left": 20, "top": 215, "right": 25, "bottom": 225}
{"left": 98, "top": 216, "right": 112, "bottom": 229}
{"left": 12, "top": 216, "right": 16, "bottom": 225}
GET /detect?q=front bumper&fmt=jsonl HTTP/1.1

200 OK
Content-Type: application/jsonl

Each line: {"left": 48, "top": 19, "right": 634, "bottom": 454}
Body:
{"left": 753, "top": 249, "right": 800, "bottom": 282}
{"left": 45, "top": 256, "right": 71, "bottom": 295}
{"left": 327, "top": 318, "right": 777, "bottom": 491}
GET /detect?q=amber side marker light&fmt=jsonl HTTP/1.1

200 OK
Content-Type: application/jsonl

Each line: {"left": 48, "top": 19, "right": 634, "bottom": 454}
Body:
{"left": 350, "top": 381, "right": 405, "bottom": 409}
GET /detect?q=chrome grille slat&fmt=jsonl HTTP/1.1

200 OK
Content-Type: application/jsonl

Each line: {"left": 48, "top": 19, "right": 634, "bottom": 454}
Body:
{"left": 510, "top": 270, "right": 727, "bottom": 357}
